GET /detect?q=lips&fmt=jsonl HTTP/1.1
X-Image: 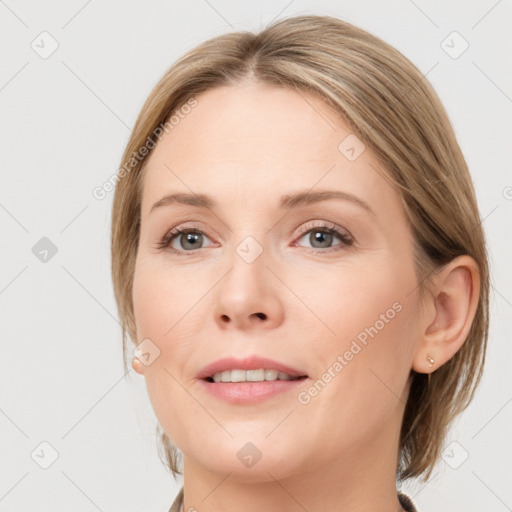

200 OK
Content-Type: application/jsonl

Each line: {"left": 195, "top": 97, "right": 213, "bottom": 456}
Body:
{"left": 196, "top": 355, "right": 308, "bottom": 381}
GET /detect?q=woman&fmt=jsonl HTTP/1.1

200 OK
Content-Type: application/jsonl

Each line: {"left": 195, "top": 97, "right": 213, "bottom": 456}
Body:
{"left": 111, "top": 15, "right": 489, "bottom": 512}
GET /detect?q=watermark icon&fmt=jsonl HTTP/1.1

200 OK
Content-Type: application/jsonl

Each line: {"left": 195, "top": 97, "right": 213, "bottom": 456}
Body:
{"left": 31, "top": 31, "right": 59, "bottom": 59}
{"left": 338, "top": 133, "right": 366, "bottom": 161}
{"left": 32, "top": 237, "right": 58, "bottom": 263}
{"left": 133, "top": 338, "right": 161, "bottom": 366}
{"left": 92, "top": 97, "right": 197, "bottom": 200}
{"left": 237, "top": 442, "right": 263, "bottom": 468}
{"left": 503, "top": 186, "right": 512, "bottom": 200}
{"left": 297, "top": 301, "right": 403, "bottom": 405}
{"left": 441, "top": 31, "right": 469, "bottom": 59}
{"left": 31, "top": 441, "right": 59, "bottom": 469}
{"left": 441, "top": 440, "right": 469, "bottom": 469}
{"left": 236, "top": 235, "right": 264, "bottom": 264}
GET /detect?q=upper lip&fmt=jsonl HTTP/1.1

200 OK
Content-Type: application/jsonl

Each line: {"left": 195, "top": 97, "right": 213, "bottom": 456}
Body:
{"left": 196, "top": 356, "right": 308, "bottom": 380}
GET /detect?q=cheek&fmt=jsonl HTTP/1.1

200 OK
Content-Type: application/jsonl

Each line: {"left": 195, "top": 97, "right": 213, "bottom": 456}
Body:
{"left": 342, "top": 259, "right": 417, "bottom": 379}
{"left": 132, "top": 257, "right": 183, "bottom": 340}
{"left": 301, "top": 256, "right": 418, "bottom": 429}
{"left": 131, "top": 257, "right": 207, "bottom": 430}
{"left": 307, "top": 254, "right": 413, "bottom": 342}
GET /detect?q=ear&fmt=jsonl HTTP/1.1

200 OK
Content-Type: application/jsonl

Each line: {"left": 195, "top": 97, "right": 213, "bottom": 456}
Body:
{"left": 412, "top": 255, "right": 481, "bottom": 374}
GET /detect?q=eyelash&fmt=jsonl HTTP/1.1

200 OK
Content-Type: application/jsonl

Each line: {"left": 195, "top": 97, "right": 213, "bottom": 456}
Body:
{"left": 156, "top": 221, "right": 354, "bottom": 255}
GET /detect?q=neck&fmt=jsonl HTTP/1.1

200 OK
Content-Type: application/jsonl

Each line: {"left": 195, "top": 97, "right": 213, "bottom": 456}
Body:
{"left": 180, "top": 412, "right": 405, "bottom": 512}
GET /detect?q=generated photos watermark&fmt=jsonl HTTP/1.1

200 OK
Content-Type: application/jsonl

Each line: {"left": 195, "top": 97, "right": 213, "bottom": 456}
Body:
{"left": 297, "top": 301, "right": 403, "bottom": 405}
{"left": 92, "top": 97, "right": 198, "bottom": 200}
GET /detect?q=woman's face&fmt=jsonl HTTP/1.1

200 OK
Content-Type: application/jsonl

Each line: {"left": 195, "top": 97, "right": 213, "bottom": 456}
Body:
{"left": 132, "top": 81, "right": 424, "bottom": 481}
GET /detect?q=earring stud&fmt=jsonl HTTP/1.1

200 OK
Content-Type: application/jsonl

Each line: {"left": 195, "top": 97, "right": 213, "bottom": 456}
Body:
{"left": 426, "top": 354, "right": 434, "bottom": 368}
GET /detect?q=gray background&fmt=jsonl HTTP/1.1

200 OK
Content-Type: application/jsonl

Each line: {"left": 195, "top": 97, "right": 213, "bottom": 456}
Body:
{"left": 1, "top": 1, "right": 511, "bottom": 511}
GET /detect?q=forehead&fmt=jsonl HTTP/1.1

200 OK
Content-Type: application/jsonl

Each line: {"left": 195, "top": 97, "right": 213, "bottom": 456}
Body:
{"left": 140, "top": 82, "right": 399, "bottom": 219}
{"left": 147, "top": 82, "right": 345, "bottom": 164}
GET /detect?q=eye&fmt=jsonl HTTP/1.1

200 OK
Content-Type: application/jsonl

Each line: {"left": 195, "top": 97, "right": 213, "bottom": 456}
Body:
{"left": 292, "top": 222, "right": 353, "bottom": 252}
{"left": 157, "top": 225, "right": 215, "bottom": 254}
{"left": 156, "top": 221, "right": 353, "bottom": 255}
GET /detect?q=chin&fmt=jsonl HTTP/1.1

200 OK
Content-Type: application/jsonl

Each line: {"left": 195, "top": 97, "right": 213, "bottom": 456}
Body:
{"left": 195, "top": 438, "right": 301, "bottom": 479}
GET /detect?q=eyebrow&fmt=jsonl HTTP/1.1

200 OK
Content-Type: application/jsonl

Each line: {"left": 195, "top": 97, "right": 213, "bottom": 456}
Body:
{"left": 149, "top": 190, "right": 375, "bottom": 217}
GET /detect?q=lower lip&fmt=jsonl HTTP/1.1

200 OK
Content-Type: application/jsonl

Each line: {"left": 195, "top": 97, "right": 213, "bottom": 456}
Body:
{"left": 198, "top": 377, "right": 308, "bottom": 404}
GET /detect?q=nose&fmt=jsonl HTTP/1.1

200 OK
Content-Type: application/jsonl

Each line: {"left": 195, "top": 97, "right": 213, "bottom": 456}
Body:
{"left": 212, "top": 242, "right": 285, "bottom": 331}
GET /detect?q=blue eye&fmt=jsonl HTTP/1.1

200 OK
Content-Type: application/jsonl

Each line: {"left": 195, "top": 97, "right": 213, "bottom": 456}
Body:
{"left": 157, "top": 222, "right": 353, "bottom": 255}
{"left": 158, "top": 227, "right": 213, "bottom": 254}
{"left": 294, "top": 224, "right": 353, "bottom": 251}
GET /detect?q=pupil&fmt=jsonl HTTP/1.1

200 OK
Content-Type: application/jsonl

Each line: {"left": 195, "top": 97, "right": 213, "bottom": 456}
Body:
{"left": 182, "top": 232, "right": 201, "bottom": 250}
{"left": 311, "top": 231, "right": 332, "bottom": 248}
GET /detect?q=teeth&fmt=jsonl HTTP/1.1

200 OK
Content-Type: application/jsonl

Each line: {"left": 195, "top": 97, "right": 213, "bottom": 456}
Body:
{"left": 211, "top": 369, "right": 299, "bottom": 383}
{"left": 265, "top": 369, "right": 279, "bottom": 381}
{"left": 230, "top": 369, "right": 248, "bottom": 382}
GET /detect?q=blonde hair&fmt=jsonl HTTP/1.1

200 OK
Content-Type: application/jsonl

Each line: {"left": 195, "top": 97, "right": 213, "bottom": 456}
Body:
{"left": 111, "top": 14, "right": 489, "bottom": 483}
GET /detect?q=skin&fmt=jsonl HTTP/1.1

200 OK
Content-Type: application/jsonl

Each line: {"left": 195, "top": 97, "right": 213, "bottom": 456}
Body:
{"left": 131, "top": 81, "right": 480, "bottom": 512}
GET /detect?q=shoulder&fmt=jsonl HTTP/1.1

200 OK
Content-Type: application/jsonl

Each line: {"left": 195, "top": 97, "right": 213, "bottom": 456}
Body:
{"left": 169, "top": 487, "right": 418, "bottom": 512}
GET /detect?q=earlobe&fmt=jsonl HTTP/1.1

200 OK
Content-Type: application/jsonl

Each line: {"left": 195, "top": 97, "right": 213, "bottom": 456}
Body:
{"left": 132, "top": 356, "right": 145, "bottom": 375}
{"left": 412, "top": 255, "right": 481, "bottom": 374}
